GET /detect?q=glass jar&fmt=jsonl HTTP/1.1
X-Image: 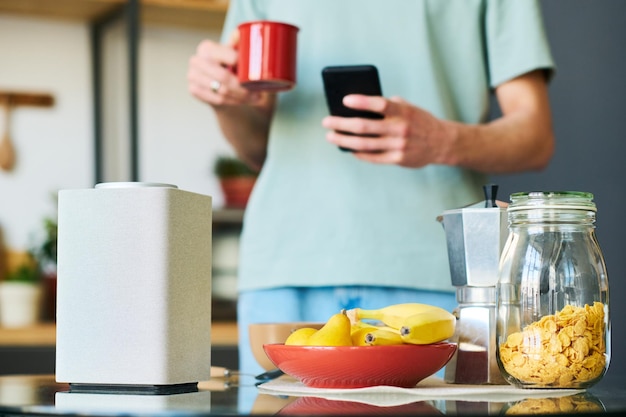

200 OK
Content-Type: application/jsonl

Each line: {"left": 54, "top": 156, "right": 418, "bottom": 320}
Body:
{"left": 496, "top": 191, "right": 610, "bottom": 389}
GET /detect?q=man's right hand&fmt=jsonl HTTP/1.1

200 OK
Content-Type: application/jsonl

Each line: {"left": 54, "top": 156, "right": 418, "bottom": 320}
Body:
{"left": 187, "top": 38, "right": 263, "bottom": 107}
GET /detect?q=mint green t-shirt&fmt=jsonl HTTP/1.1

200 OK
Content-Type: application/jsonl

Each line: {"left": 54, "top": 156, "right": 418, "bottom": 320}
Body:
{"left": 221, "top": 0, "right": 555, "bottom": 293}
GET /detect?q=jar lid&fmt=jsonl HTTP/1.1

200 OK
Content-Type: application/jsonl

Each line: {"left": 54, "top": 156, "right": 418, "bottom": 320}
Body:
{"left": 508, "top": 191, "right": 597, "bottom": 212}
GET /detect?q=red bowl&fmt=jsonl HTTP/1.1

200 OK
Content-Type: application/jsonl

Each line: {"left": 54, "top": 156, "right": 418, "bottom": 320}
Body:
{"left": 263, "top": 343, "right": 457, "bottom": 389}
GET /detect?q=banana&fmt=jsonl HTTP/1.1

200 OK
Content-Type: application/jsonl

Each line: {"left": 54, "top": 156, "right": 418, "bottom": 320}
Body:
{"left": 350, "top": 320, "right": 377, "bottom": 334}
{"left": 346, "top": 303, "right": 450, "bottom": 330}
{"left": 351, "top": 326, "right": 404, "bottom": 346}
{"left": 349, "top": 319, "right": 390, "bottom": 335}
{"left": 399, "top": 308, "right": 456, "bottom": 345}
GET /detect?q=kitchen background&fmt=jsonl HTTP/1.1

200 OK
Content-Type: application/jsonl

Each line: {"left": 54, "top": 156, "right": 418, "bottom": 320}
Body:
{"left": 0, "top": 0, "right": 625, "bottom": 380}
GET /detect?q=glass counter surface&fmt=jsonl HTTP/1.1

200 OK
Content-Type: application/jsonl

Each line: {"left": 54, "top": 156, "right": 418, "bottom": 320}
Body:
{"left": 1, "top": 373, "right": 625, "bottom": 416}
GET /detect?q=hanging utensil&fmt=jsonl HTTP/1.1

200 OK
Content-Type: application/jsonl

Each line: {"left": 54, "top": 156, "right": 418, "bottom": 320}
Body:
{"left": 0, "top": 95, "right": 16, "bottom": 171}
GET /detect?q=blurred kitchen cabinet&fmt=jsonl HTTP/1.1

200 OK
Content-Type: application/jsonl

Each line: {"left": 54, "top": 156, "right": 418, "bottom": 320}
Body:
{"left": 212, "top": 208, "right": 243, "bottom": 321}
{"left": 0, "top": 322, "right": 239, "bottom": 375}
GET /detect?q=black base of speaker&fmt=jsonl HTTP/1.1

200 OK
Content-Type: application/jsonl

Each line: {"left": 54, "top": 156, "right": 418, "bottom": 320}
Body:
{"left": 69, "top": 382, "right": 198, "bottom": 395}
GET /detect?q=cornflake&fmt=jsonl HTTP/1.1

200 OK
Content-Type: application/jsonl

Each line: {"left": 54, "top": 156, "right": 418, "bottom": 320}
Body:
{"left": 499, "top": 302, "right": 606, "bottom": 387}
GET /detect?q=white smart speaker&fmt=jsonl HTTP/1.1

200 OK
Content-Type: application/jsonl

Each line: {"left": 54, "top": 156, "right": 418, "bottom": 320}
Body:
{"left": 55, "top": 182, "right": 212, "bottom": 394}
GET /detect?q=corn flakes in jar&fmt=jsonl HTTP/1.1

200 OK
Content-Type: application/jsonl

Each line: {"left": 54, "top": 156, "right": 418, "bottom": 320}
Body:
{"left": 496, "top": 191, "right": 610, "bottom": 389}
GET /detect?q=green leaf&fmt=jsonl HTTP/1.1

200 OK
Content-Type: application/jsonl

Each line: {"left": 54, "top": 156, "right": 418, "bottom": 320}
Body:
{"left": 213, "top": 156, "right": 258, "bottom": 178}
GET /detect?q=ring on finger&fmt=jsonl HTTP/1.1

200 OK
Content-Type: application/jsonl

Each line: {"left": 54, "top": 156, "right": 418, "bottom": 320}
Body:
{"left": 210, "top": 80, "right": 221, "bottom": 94}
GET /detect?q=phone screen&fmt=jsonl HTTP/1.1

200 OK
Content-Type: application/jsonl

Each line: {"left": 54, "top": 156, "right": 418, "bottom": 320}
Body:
{"left": 322, "top": 65, "right": 383, "bottom": 120}
{"left": 322, "top": 65, "right": 383, "bottom": 151}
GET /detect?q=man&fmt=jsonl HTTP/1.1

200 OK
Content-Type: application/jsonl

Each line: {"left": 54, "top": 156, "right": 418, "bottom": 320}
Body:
{"left": 188, "top": 0, "right": 555, "bottom": 376}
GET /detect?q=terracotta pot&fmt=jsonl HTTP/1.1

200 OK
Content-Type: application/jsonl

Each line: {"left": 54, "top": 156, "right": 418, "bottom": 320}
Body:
{"left": 219, "top": 177, "right": 256, "bottom": 208}
{"left": 43, "top": 272, "right": 57, "bottom": 322}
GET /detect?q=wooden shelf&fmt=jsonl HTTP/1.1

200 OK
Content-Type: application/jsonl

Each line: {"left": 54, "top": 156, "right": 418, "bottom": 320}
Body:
{"left": 142, "top": 0, "right": 228, "bottom": 30}
{"left": 0, "top": 323, "right": 56, "bottom": 347}
{"left": 0, "top": 0, "right": 228, "bottom": 29}
{"left": 213, "top": 208, "right": 244, "bottom": 225}
{"left": 0, "top": 321, "right": 238, "bottom": 347}
{"left": 0, "top": 0, "right": 125, "bottom": 22}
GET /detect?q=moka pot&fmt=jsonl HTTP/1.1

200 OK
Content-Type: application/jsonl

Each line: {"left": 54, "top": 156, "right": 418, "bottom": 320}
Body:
{"left": 438, "top": 184, "right": 508, "bottom": 384}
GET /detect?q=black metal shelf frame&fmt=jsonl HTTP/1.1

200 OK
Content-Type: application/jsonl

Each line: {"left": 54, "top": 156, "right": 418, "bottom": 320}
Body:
{"left": 90, "top": 0, "right": 140, "bottom": 184}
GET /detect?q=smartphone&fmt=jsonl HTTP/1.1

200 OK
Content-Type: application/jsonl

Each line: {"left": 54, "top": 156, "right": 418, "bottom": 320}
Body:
{"left": 322, "top": 65, "right": 383, "bottom": 151}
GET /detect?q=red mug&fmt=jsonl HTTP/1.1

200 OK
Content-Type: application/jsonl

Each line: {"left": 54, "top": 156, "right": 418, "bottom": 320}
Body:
{"left": 237, "top": 20, "right": 299, "bottom": 92}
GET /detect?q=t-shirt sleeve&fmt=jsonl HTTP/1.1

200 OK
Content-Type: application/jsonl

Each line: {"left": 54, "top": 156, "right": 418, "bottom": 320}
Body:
{"left": 485, "top": 0, "right": 556, "bottom": 87}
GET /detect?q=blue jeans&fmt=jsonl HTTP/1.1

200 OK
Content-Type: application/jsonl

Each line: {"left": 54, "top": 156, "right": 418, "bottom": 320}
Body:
{"left": 236, "top": 286, "right": 456, "bottom": 376}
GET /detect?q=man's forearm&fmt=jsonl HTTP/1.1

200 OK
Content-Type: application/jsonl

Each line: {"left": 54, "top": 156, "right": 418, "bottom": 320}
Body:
{"left": 214, "top": 96, "right": 276, "bottom": 171}
{"left": 439, "top": 70, "right": 554, "bottom": 174}
{"left": 442, "top": 110, "right": 554, "bottom": 174}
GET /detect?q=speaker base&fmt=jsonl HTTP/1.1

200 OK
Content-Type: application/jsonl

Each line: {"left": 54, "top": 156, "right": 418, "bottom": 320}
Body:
{"left": 69, "top": 382, "right": 198, "bottom": 395}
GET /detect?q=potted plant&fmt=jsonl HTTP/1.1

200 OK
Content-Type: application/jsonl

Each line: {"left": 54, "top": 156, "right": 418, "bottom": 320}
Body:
{"left": 0, "top": 250, "right": 43, "bottom": 328}
{"left": 31, "top": 216, "right": 58, "bottom": 321}
{"left": 213, "top": 155, "right": 259, "bottom": 208}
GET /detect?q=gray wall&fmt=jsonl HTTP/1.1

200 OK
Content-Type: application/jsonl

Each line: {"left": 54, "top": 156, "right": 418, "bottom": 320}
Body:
{"left": 491, "top": 0, "right": 626, "bottom": 380}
